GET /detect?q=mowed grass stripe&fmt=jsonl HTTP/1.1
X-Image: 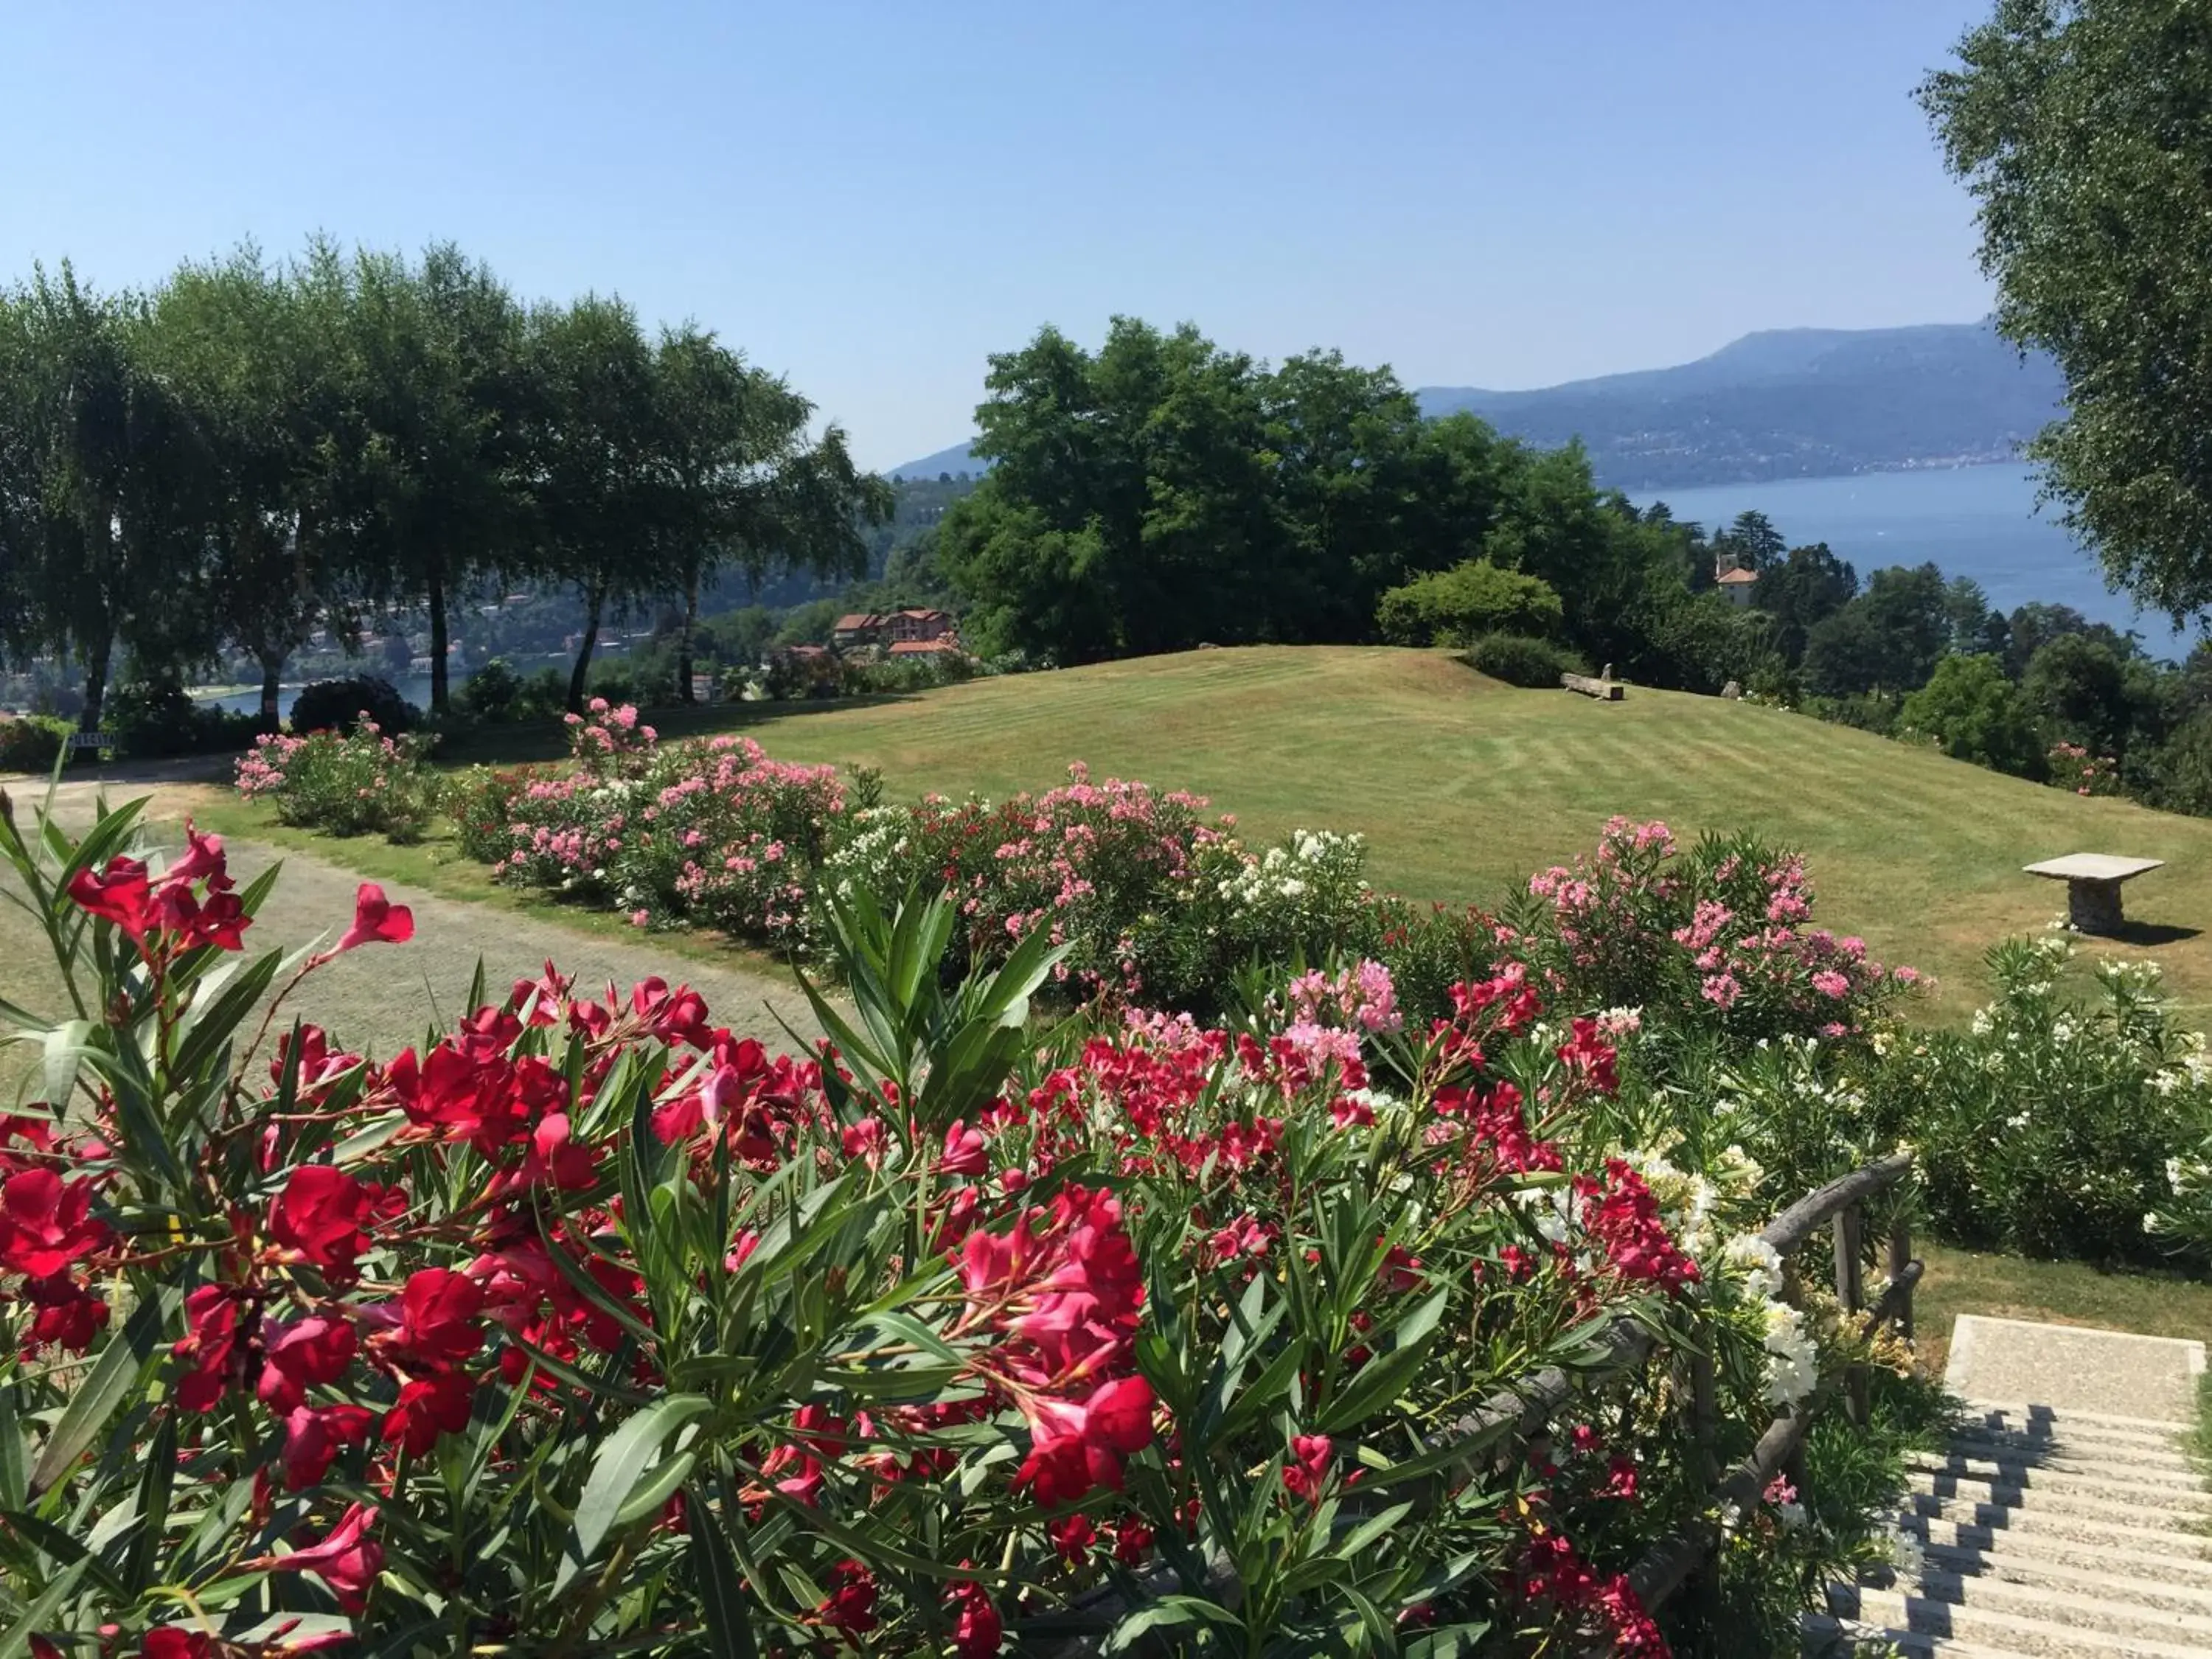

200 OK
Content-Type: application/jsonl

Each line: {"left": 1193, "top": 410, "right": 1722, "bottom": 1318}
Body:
{"left": 742, "top": 647, "right": 2212, "bottom": 1017}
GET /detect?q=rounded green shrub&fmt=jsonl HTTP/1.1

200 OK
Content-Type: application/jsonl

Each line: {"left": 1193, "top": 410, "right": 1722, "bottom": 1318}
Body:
{"left": 0, "top": 714, "right": 69, "bottom": 773}
{"left": 290, "top": 675, "right": 416, "bottom": 735}
{"left": 1463, "top": 631, "right": 1587, "bottom": 688}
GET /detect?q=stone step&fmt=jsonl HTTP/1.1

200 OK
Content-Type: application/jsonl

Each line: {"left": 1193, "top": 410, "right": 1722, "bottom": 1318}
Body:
{"left": 1907, "top": 1469, "right": 2212, "bottom": 1527}
{"left": 1958, "top": 1399, "right": 2193, "bottom": 1441}
{"left": 1906, "top": 1512, "right": 2212, "bottom": 1590}
{"left": 1826, "top": 1582, "right": 2212, "bottom": 1658}
{"left": 1906, "top": 1490, "right": 2211, "bottom": 1555}
{"left": 1900, "top": 1565, "right": 2212, "bottom": 1644}
{"left": 1803, "top": 1612, "right": 2075, "bottom": 1659}
{"left": 1920, "top": 1537, "right": 2212, "bottom": 1618}
{"left": 1947, "top": 1423, "right": 2202, "bottom": 1478}
{"left": 1910, "top": 1450, "right": 2212, "bottom": 1506}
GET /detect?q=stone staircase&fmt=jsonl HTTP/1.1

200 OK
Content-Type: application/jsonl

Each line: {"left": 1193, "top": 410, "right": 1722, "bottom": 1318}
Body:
{"left": 1806, "top": 1397, "right": 2212, "bottom": 1658}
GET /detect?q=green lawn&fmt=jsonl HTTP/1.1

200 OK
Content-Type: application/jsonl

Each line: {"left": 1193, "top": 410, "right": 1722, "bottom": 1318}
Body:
{"left": 412, "top": 645, "right": 2212, "bottom": 1021}
{"left": 1915, "top": 1242, "right": 2212, "bottom": 1377}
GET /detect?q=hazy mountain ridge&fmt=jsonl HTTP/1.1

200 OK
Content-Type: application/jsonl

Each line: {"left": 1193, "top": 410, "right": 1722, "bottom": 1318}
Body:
{"left": 892, "top": 321, "right": 2067, "bottom": 491}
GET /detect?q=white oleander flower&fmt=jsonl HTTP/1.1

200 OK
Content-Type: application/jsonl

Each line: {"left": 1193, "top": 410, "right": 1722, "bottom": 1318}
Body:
{"left": 1762, "top": 1301, "right": 1818, "bottom": 1407}
{"left": 1722, "top": 1234, "right": 1783, "bottom": 1303}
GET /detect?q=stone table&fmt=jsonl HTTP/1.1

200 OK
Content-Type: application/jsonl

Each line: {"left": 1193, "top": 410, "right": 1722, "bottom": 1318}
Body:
{"left": 2022, "top": 852, "right": 2165, "bottom": 933}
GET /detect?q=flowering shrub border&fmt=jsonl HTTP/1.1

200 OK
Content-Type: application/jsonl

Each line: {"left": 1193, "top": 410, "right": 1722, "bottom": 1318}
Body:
{"left": 0, "top": 785, "right": 1936, "bottom": 1655}
{"left": 311, "top": 709, "right": 1914, "bottom": 1061}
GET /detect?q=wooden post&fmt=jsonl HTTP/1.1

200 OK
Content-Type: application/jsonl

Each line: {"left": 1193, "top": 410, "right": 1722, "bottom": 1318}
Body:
{"left": 1686, "top": 1352, "right": 1721, "bottom": 1630}
{"left": 1834, "top": 1208, "right": 1868, "bottom": 1427}
{"left": 1887, "top": 1220, "right": 1913, "bottom": 1341}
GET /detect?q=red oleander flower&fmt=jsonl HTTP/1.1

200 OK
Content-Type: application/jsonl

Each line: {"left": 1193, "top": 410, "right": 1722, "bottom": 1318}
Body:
{"left": 630, "top": 977, "right": 712, "bottom": 1048}
{"left": 817, "top": 1559, "right": 879, "bottom": 1635}
{"left": 140, "top": 1632, "right": 215, "bottom": 1659}
{"left": 1555, "top": 1018, "right": 1620, "bottom": 1094}
{"left": 265, "top": 1501, "right": 382, "bottom": 1613}
{"left": 331, "top": 884, "right": 414, "bottom": 956}
{"left": 166, "top": 821, "right": 232, "bottom": 888}
{"left": 1013, "top": 1374, "right": 1156, "bottom": 1503}
{"left": 65, "top": 855, "right": 153, "bottom": 938}
{"left": 257, "top": 1315, "right": 359, "bottom": 1413}
{"left": 282, "top": 1402, "right": 378, "bottom": 1489}
{"left": 1049, "top": 1512, "right": 1096, "bottom": 1562}
{"left": 1604, "top": 1454, "right": 1639, "bottom": 1499}
{"left": 939, "top": 1119, "right": 988, "bottom": 1175}
{"left": 21, "top": 1273, "right": 108, "bottom": 1355}
{"left": 1576, "top": 1161, "right": 1699, "bottom": 1295}
{"left": 0, "top": 1168, "right": 110, "bottom": 1279}
{"left": 267, "top": 1166, "right": 377, "bottom": 1276}
{"left": 1113, "top": 1517, "right": 1154, "bottom": 1565}
{"left": 172, "top": 1284, "right": 249, "bottom": 1413}
{"left": 388, "top": 1267, "right": 486, "bottom": 1368}
{"left": 1282, "top": 1433, "right": 1334, "bottom": 1503}
{"left": 383, "top": 1373, "right": 476, "bottom": 1457}
{"left": 947, "top": 1580, "right": 1003, "bottom": 1658}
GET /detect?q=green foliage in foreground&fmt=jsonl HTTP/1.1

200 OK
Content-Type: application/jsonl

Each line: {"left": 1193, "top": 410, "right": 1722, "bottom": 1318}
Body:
{"left": 0, "top": 787, "right": 1944, "bottom": 1655}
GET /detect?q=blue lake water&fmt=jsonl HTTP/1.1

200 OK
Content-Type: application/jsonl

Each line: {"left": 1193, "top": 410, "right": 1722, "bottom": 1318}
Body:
{"left": 195, "top": 673, "right": 450, "bottom": 718}
{"left": 1641, "top": 464, "right": 2199, "bottom": 658}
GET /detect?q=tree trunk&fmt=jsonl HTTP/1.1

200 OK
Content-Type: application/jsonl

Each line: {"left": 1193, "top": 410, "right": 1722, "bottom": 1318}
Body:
{"left": 678, "top": 565, "right": 700, "bottom": 703}
{"left": 80, "top": 625, "right": 114, "bottom": 735}
{"left": 568, "top": 578, "right": 607, "bottom": 713}
{"left": 257, "top": 653, "right": 285, "bottom": 731}
{"left": 427, "top": 564, "right": 450, "bottom": 714}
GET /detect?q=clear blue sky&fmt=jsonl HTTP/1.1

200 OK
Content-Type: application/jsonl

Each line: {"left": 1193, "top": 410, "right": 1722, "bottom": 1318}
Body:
{"left": 0, "top": 1, "right": 1995, "bottom": 469}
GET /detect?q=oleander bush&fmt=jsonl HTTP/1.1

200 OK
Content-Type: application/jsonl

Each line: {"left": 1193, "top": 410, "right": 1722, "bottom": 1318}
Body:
{"left": 427, "top": 712, "right": 1913, "bottom": 1062}
{"left": 0, "top": 792, "right": 1940, "bottom": 1656}
{"left": 1514, "top": 820, "right": 1918, "bottom": 1046}
{"left": 1620, "top": 930, "right": 2212, "bottom": 1274}
{"left": 236, "top": 720, "right": 439, "bottom": 842}
{"left": 1870, "top": 936, "right": 2212, "bottom": 1268}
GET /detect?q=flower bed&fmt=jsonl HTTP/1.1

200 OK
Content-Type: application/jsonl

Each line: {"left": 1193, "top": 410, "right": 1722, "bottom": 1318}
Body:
{"left": 0, "top": 795, "right": 1935, "bottom": 1655}
{"left": 421, "top": 712, "right": 1914, "bottom": 1056}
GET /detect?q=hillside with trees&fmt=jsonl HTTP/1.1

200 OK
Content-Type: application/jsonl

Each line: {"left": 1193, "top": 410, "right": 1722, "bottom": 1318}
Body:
{"left": 898, "top": 320, "right": 2067, "bottom": 492}
{"left": 934, "top": 316, "right": 1767, "bottom": 686}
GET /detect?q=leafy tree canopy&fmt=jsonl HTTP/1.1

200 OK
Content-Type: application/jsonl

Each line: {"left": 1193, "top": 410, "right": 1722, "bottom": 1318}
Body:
{"left": 1924, "top": 0, "right": 2212, "bottom": 619}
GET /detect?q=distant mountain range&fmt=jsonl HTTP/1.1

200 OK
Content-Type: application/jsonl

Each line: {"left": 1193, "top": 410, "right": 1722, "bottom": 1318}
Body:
{"left": 890, "top": 321, "right": 2067, "bottom": 492}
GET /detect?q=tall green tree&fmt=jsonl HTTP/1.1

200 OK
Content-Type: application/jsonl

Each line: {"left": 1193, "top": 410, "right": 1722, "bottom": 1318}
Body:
{"left": 1899, "top": 652, "right": 2045, "bottom": 775}
{"left": 148, "top": 246, "right": 352, "bottom": 726}
{"left": 0, "top": 267, "right": 218, "bottom": 729}
{"left": 341, "top": 243, "right": 524, "bottom": 713}
{"left": 521, "top": 295, "right": 671, "bottom": 709}
{"left": 1923, "top": 0, "right": 2212, "bottom": 619}
{"left": 1711, "top": 509, "right": 1787, "bottom": 572}
{"left": 1801, "top": 563, "right": 1954, "bottom": 695}
{"left": 1751, "top": 542, "right": 1858, "bottom": 664}
{"left": 652, "top": 326, "right": 888, "bottom": 703}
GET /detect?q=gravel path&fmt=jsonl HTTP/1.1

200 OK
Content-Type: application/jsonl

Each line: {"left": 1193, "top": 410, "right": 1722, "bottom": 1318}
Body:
{"left": 0, "top": 777, "right": 828, "bottom": 1066}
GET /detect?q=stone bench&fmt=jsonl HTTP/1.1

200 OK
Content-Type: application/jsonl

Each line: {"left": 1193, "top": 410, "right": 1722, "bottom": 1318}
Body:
{"left": 1562, "top": 672, "right": 1622, "bottom": 701}
{"left": 2023, "top": 852, "right": 2165, "bottom": 934}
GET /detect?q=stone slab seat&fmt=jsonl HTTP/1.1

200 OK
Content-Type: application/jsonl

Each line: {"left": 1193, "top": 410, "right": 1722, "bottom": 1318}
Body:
{"left": 2022, "top": 853, "right": 2166, "bottom": 935}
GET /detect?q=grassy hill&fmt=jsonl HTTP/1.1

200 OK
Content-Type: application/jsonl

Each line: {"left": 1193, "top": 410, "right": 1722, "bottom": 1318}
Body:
{"left": 722, "top": 647, "right": 2212, "bottom": 1018}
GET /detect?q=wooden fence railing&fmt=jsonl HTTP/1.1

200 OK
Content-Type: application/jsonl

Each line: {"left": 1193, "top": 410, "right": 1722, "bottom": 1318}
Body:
{"left": 1046, "top": 1150, "right": 1921, "bottom": 1654}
